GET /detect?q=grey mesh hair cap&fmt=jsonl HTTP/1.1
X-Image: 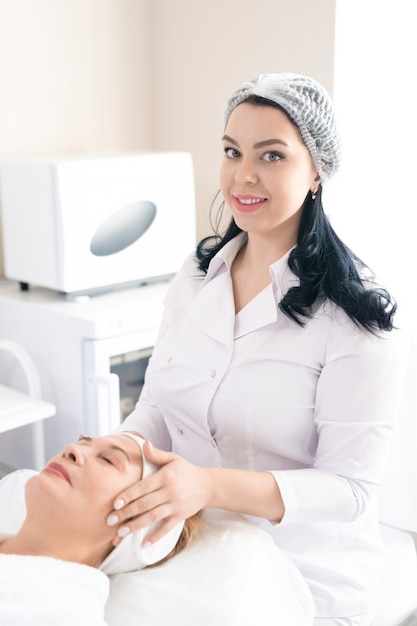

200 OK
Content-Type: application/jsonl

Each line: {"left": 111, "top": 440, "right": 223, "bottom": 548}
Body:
{"left": 224, "top": 72, "right": 341, "bottom": 183}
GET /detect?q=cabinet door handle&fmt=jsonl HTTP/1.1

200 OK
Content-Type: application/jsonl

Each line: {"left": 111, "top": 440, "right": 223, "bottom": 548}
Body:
{"left": 88, "top": 373, "right": 120, "bottom": 433}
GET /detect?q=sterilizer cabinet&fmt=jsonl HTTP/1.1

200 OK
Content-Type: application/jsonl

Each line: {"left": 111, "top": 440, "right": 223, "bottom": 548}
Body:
{"left": 0, "top": 279, "right": 171, "bottom": 469}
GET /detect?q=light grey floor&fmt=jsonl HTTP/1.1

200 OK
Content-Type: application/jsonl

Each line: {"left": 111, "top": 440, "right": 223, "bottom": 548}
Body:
{"left": 401, "top": 616, "right": 417, "bottom": 626}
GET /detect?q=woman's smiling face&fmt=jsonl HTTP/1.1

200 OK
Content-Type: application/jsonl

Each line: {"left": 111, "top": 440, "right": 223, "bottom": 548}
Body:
{"left": 220, "top": 102, "right": 319, "bottom": 242}
{"left": 25, "top": 434, "right": 143, "bottom": 548}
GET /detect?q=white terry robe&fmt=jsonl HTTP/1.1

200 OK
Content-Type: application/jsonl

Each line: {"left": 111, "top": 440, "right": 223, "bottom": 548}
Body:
{"left": 0, "top": 470, "right": 110, "bottom": 626}
{"left": 0, "top": 547, "right": 109, "bottom": 626}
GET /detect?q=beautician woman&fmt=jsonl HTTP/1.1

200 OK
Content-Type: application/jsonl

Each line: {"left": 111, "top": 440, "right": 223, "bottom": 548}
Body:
{"left": 109, "top": 73, "right": 408, "bottom": 625}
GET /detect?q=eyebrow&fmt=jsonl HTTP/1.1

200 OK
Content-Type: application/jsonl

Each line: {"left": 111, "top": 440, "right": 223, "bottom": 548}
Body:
{"left": 78, "top": 434, "right": 131, "bottom": 463}
{"left": 222, "top": 134, "right": 289, "bottom": 149}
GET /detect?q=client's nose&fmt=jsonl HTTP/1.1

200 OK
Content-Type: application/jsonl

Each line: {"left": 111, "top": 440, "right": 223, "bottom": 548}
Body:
{"left": 62, "top": 442, "right": 86, "bottom": 465}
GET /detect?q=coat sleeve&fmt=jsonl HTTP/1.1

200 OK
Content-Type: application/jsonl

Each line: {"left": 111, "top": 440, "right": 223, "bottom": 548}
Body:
{"left": 271, "top": 307, "right": 410, "bottom": 525}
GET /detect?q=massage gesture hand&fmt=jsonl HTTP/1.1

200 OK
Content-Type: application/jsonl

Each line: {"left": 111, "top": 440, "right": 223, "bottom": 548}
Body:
{"left": 108, "top": 441, "right": 212, "bottom": 546}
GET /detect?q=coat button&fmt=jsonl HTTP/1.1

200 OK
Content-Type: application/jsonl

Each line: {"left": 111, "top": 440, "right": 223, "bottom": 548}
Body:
{"left": 177, "top": 427, "right": 184, "bottom": 435}
{"left": 210, "top": 369, "right": 216, "bottom": 378}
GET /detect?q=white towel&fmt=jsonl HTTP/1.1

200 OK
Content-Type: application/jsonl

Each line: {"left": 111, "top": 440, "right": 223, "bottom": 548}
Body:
{"left": 0, "top": 551, "right": 109, "bottom": 626}
{"left": 106, "top": 509, "right": 315, "bottom": 626}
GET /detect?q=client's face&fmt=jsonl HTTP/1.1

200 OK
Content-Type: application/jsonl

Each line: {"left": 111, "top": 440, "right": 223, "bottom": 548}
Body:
{"left": 25, "top": 434, "right": 143, "bottom": 550}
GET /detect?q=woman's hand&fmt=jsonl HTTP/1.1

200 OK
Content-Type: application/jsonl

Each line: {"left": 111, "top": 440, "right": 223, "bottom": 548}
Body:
{"left": 107, "top": 441, "right": 213, "bottom": 546}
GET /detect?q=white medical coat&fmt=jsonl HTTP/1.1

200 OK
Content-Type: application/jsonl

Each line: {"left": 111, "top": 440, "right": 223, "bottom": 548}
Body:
{"left": 122, "top": 233, "right": 408, "bottom": 618}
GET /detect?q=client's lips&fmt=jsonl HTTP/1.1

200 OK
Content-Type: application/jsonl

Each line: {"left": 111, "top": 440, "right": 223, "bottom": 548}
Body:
{"left": 44, "top": 462, "right": 72, "bottom": 485}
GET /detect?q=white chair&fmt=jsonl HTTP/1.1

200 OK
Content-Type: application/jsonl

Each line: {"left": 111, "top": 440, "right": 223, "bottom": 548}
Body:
{"left": 0, "top": 339, "right": 55, "bottom": 470}
{"left": 372, "top": 338, "right": 417, "bottom": 625}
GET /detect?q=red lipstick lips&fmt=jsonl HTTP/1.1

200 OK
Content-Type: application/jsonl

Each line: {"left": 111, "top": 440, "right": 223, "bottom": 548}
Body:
{"left": 44, "top": 462, "right": 72, "bottom": 485}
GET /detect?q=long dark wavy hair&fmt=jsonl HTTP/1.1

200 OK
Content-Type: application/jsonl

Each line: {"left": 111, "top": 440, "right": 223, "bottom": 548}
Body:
{"left": 196, "top": 185, "right": 396, "bottom": 333}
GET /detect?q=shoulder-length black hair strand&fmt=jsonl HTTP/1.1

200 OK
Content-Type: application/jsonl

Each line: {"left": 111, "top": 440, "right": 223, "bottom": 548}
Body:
{"left": 196, "top": 187, "right": 396, "bottom": 333}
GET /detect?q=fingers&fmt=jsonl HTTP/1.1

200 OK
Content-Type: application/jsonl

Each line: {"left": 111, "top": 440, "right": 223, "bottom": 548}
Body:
{"left": 106, "top": 444, "right": 199, "bottom": 547}
{"left": 111, "top": 479, "right": 148, "bottom": 515}
{"left": 108, "top": 490, "right": 162, "bottom": 528}
{"left": 111, "top": 534, "right": 122, "bottom": 548}
{"left": 107, "top": 468, "right": 172, "bottom": 539}
{"left": 111, "top": 515, "right": 182, "bottom": 548}
{"left": 111, "top": 443, "right": 177, "bottom": 512}
{"left": 142, "top": 440, "right": 178, "bottom": 466}
{"left": 109, "top": 500, "right": 180, "bottom": 545}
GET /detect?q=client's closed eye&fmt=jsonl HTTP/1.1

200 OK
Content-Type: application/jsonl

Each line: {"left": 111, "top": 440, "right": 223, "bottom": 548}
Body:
{"left": 100, "top": 455, "right": 115, "bottom": 466}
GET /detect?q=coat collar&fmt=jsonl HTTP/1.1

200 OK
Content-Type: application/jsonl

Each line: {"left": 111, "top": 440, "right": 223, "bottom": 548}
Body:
{"left": 193, "top": 234, "right": 299, "bottom": 345}
{"left": 203, "top": 232, "right": 299, "bottom": 302}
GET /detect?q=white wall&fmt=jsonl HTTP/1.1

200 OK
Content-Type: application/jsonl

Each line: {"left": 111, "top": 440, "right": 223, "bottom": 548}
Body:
{"left": 0, "top": 0, "right": 336, "bottom": 278}
{"left": 0, "top": 0, "right": 152, "bottom": 154}
{"left": 148, "top": 0, "right": 336, "bottom": 238}
{"left": 329, "top": 0, "right": 416, "bottom": 331}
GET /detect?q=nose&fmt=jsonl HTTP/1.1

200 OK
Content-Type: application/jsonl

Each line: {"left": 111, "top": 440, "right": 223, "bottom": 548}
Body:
{"left": 234, "top": 157, "right": 258, "bottom": 185}
{"left": 62, "top": 442, "right": 86, "bottom": 465}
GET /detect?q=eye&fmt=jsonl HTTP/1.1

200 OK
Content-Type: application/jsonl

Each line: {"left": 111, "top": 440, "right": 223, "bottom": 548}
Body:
{"left": 224, "top": 147, "right": 240, "bottom": 159}
{"left": 100, "top": 455, "right": 115, "bottom": 466}
{"left": 262, "top": 151, "right": 283, "bottom": 163}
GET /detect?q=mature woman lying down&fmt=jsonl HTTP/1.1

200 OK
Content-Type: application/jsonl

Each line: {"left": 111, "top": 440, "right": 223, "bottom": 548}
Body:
{"left": 0, "top": 433, "right": 196, "bottom": 625}
{"left": 0, "top": 434, "right": 314, "bottom": 626}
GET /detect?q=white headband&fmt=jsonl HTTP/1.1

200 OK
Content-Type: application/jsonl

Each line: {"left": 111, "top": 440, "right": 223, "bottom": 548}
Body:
{"left": 99, "top": 433, "right": 185, "bottom": 575}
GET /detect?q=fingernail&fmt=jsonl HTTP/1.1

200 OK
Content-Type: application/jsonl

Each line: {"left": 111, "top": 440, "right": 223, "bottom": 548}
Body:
{"left": 107, "top": 514, "right": 119, "bottom": 527}
{"left": 118, "top": 526, "right": 130, "bottom": 538}
{"left": 142, "top": 541, "right": 152, "bottom": 548}
{"left": 114, "top": 499, "right": 124, "bottom": 510}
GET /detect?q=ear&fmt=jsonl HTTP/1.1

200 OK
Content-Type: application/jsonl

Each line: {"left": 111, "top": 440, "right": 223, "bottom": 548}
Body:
{"left": 311, "top": 173, "right": 320, "bottom": 195}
